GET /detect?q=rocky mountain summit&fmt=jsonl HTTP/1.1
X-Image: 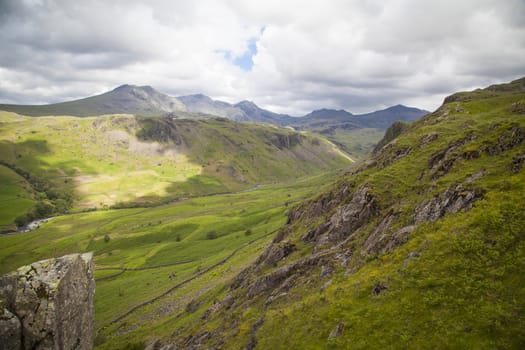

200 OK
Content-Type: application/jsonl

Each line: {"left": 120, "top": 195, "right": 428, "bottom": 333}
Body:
{"left": 0, "top": 253, "right": 95, "bottom": 350}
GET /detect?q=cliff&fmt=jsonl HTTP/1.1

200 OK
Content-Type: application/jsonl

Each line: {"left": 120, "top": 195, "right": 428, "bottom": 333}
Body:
{"left": 0, "top": 253, "right": 95, "bottom": 350}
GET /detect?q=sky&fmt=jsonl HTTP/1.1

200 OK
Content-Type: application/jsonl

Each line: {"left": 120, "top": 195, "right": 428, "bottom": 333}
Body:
{"left": 0, "top": 0, "right": 524, "bottom": 115}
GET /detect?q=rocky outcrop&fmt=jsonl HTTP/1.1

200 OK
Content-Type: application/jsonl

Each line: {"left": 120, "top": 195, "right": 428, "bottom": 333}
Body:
{"left": 322, "top": 186, "right": 377, "bottom": 243}
{"left": 481, "top": 126, "right": 524, "bottom": 156}
{"left": 301, "top": 185, "right": 376, "bottom": 245}
{"left": 0, "top": 253, "right": 95, "bottom": 350}
{"left": 375, "top": 144, "right": 412, "bottom": 168}
{"left": 287, "top": 184, "right": 353, "bottom": 225}
{"left": 362, "top": 212, "right": 417, "bottom": 257}
{"left": 245, "top": 254, "right": 324, "bottom": 298}
{"left": 414, "top": 185, "right": 480, "bottom": 223}
{"left": 271, "top": 133, "right": 303, "bottom": 149}
{"left": 511, "top": 152, "right": 525, "bottom": 173}
{"left": 260, "top": 241, "right": 296, "bottom": 267}
{"left": 427, "top": 134, "right": 475, "bottom": 179}
{"left": 419, "top": 132, "right": 439, "bottom": 148}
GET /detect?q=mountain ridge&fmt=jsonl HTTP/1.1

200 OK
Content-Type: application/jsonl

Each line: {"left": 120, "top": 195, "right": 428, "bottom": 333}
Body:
{"left": 0, "top": 84, "right": 428, "bottom": 127}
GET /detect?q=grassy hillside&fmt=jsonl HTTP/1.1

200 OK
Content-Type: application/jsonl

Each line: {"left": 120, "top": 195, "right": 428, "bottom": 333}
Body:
{"left": 0, "top": 112, "right": 350, "bottom": 227}
{"left": 87, "top": 77, "right": 525, "bottom": 349}
{"left": 0, "top": 165, "right": 35, "bottom": 230}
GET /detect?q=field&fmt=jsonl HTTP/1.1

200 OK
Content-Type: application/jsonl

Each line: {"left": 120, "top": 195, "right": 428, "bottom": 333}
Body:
{"left": 0, "top": 165, "right": 35, "bottom": 229}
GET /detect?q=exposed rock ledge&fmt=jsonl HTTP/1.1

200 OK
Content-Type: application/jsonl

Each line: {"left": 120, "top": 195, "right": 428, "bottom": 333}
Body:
{"left": 0, "top": 253, "right": 95, "bottom": 350}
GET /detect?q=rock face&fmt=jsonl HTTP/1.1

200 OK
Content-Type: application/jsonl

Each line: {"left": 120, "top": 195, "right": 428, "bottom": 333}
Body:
{"left": 0, "top": 253, "right": 95, "bottom": 350}
{"left": 414, "top": 185, "right": 480, "bottom": 224}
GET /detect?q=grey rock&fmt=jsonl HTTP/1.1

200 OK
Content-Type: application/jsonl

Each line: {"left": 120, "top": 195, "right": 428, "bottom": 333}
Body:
{"left": 419, "top": 132, "right": 439, "bottom": 148}
{"left": 407, "top": 251, "right": 420, "bottom": 259}
{"left": 246, "top": 254, "right": 323, "bottom": 298}
{"left": 381, "top": 225, "right": 417, "bottom": 253}
{"left": 261, "top": 240, "right": 296, "bottom": 267}
{"left": 322, "top": 186, "right": 377, "bottom": 244}
{"left": 0, "top": 253, "right": 95, "bottom": 350}
{"left": 328, "top": 321, "right": 345, "bottom": 340}
{"left": 481, "top": 126, "right": 524, "bottom": 156}
{"left": 320, "top": 265, "right": 333, "bottom": 279}
{"left": 414, "top": 185, "right": 480, "bottom": 223}
{"left": 361, "top": 214, "right": 398, "bottom": 256}
{"left": 0, "top": 307, "right": 21, "bottom": 350}
{"left": 464, "top": 171, "right": 484, "bottom": 183}
{"left": 511, "top": 152, "right": 525, "bottom": 173}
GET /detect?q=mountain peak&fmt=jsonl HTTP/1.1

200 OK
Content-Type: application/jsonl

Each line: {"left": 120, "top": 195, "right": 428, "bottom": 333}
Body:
{"left": 235, "top": 100, "right": 258, "bottom": 109}
{"left": 113, "top": 84, "right": 157, "bottom": 94}
{"left": 178, "top": 93, "right": 212, "bottom": 101}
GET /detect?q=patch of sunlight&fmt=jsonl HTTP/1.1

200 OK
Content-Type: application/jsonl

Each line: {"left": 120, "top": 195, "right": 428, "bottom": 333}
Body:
{"left": 74, "top": 163, "right": 202, "bottom": 209}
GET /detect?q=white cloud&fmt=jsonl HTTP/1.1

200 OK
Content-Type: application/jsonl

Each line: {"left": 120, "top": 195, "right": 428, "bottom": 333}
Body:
{"left": 0, "top": 0, "right": 524, "bottom": 114}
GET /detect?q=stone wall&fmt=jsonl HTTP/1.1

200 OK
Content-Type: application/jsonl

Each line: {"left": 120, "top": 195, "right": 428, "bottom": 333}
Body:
{"left": 0, "top": 253, "right": 95, "bottom": 350}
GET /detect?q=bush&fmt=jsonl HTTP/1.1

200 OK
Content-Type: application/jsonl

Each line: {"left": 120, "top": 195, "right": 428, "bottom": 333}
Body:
{"left": 34, "top": 201, "right": 55, "bottom": 218}
{"left": 206, "top": 231, "right": 218, "bottom": 240}
{"left": 244, "top": 229, "right": 253, "bottom": 236}
{"left": 104, "top": 234, "right": 110, "bottom": 243}
{"left": 15, "top": 214, "right": 31, "bottom": 227}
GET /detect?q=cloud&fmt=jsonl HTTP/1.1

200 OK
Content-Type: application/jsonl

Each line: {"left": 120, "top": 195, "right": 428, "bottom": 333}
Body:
{"left": 0, "top": 0, "right": 524, "bottom": 114}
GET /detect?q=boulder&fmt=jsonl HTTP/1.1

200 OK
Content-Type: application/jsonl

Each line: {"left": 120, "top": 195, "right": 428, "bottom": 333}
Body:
{"left": 0, "top": 253, "right": 95, "bottom": 350}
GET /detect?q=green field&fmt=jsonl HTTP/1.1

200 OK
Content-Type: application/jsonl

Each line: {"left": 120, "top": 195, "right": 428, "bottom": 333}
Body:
{"left": 0, "top": 165, "right": 35, "bottom": 230}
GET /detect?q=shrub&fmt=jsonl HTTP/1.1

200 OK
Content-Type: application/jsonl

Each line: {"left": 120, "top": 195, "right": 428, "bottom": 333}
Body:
{"left": 244, "top": 229, "right": 253, "bottom": 236}
{"left": 206, "top": 231, "right": 218, "bottom": 240}
{"left": 104, "top": 234, "right": 110, "bottom": 243}
{"left": 15, "top": 214, "right": 31, "bottom": 227}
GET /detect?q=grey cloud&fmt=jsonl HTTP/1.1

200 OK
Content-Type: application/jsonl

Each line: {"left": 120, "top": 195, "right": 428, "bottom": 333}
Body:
{"left": 0, "top": 0, "right": 524, "bottom": 113}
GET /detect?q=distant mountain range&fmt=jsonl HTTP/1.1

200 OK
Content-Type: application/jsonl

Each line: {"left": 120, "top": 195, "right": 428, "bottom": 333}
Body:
{"left": 0, "top": 84, "right": 428, "bottom": 128}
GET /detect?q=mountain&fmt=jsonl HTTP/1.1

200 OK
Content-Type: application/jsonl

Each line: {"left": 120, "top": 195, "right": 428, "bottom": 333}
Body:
{"left": 234, "top": 100, "right": 297, "bottom": 124}
{"left": 88, "top": 77, "right": 522, "bottom": 349}
{"left": 178, "top": 94, "right": 244, "bottom": 119}
{"left": 293, "top": 105, "right": 428, "bottom": 131}
{"left": 0, "top": 85, "right": 428, "bottom": 158}
{"left": 292, "top": 105, "right": 428, "bottom": 157}
{"left": 353, "top": 104, "right": 430, "bottom": 128}
{"left": 0, "top": 111, "right": 351, "bottom": 230}
{"left": 0, "top": 84, "right": 426, "bottom": 127}
{"left": 0, "top": 84, "right": 187, "bottom": 117}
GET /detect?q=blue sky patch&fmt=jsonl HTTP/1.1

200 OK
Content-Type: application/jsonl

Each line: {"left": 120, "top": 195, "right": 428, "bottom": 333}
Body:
{"left": 220, "top": 35, "right": 259, "bottom": 71}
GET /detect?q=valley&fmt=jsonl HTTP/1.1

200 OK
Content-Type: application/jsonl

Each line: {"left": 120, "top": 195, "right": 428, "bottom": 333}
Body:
{"left": 0, "top": 169, "right": 341, "bottom": 343}
{"left": 0, "top": 77, "right": 524, "bottom": 349}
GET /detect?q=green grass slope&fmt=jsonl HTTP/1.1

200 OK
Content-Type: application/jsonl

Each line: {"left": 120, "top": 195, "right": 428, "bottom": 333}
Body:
{"left": 0, "top": 112, "right": 350, "bottom": 226}
{"left": 124, "top": 77, "right": 525, "bottom": 349}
